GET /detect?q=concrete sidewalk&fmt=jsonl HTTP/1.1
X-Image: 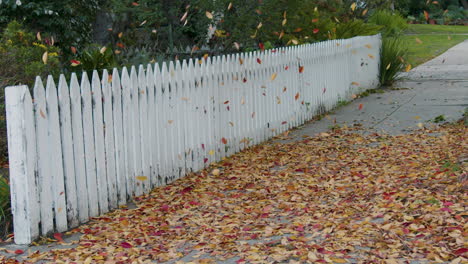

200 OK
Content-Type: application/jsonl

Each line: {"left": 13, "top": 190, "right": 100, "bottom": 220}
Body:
{"left": 282, "top": 39, "right": 468, "bottom": 140}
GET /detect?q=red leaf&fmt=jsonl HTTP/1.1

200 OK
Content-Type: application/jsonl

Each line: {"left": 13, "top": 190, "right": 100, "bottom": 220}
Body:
{"left": 14, "top": 249, "right": 24, "bottom": 254}
{"left": 256, "top": 58, "right": 262, "bottom": 64}
{"left": 323, "top": 87, "right": 326, "bottom": 94}
{"left": 258, "top": 43, "right": 265, "bottom": 51}
{"left": 453, "top": 248, "right": 468, "bottom": 255}
{"left": 120, "top": 242, "right": 132, "bottom": 248}
{"left": 299, "top": 66, "right": 304, "bottom": 73}
{"left": 53, "top": 233, "right": 64, "bottom": 243}
{"left": 132, "top": 2, "right": 139, "bottom": 6}
{"left": 116, "top": 42, "right": 125, "bottom": 48}
{"left": 313, "top": 28, "right": 320, "bottom": 34}
{"left": 284, "top": 66, "right": 289, "bottom": 70}
{"left": 312, "top": 18, "right": 319, "bottom": 23}
{"left": 358, "top": 103, "right": 363, "bottom": 110}
{"left": 70, "top": 46, "right": 77, "bottom": 54}
{"left": 224, "top": 100, "right": 230, "bottom": 104}
{"left": 243, "top": 77, "right": 247, "bottom": 83}
{"left": 221, "top": 137, "right": 228, "bottom": 144}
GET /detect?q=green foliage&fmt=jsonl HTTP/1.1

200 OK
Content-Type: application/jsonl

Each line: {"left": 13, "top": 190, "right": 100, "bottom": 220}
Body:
{"left": 333, "top": 20, "right": 382, "bottom": 39}
{"left": 0, "top": 0, "right": 102, "bottom": 52}
{"left": 0, "top": 21, "right": 61, "bottom": 87}
{"left": 72, "top": 45, "right": 118, "bottom": 76}
{"left": 0, "top": 175, "right": 11, "bottom": 239}
{"left": 379, "top": 37, "right": 408, "bottom": 86}
{"left": 368, "top": 10, "right": 408, "bottom": 36}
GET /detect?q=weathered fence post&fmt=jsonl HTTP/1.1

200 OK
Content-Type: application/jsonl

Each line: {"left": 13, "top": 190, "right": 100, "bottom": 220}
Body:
{"left": 5, "top": 85, "right": 40, "bottom": 244}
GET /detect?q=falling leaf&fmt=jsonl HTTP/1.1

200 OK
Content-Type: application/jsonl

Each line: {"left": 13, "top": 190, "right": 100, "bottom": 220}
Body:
{"left": 191, "top": 45, "right": 199, "bottom": 55}
{"left": 203, "top": 53, "right": 209, "bottom": 60}
{"left": 424, "top": 10, "right": 429, "bottom": 21}
{"left": 131, "top": 2, "right": 139, "bottom": 6}
{"left": 351, "top": 2, "right": 357, "bottom": 11}
{"left": 206, "top": 11, "right": 213, "bottom": 19}
{"left": 415, "top": 38, "right": 423, "bottom": 44}
{"left": 351, "top": 82, "right": 360, "bottom": 86}
{"left": 293, "top": 28, "right": 303, "bottom": 32}
{"left": 221, "top": 138, "right": 228, "bottom": 144}
{"left": 405, "top": 64, "right": 412, "bottom": 72}
{"left": 239, "top": 58, "right": 244, "bottom": 65}
{"left": 257, "top": 58, "right": 262, "bottom": 64}
{"left": 136, "top": 176, "right": 148, "bottom": 181}
{"left": 70, "top": 60, "right": 81, "bottom": 67}
{"left": 313, "top": 28, "right": 320, "bottom": 34}
{"left": 282, "top": 18, "right": 287, "bottom": 26}
{"left": 323, "top": 87, "right": 326, "bottom": 93}
{"left": 365, "top": 44, "right": 372, "bottom": 49}
{"left": 283, "top": 87, "right": 287, "bottom": 92}
{"left": 233, "top": 42, "right": 240, "bottom": 50}
{"left": 368, "top": 54, "right": 375, "bottom": 59}
{"left": 241, "top": 97, "right": 245, "bottom": 105}
{"left": 251, "top": 112, "right": 255, "bottom": 118}
{"left": 227, "top": 2, "right": 233, "bottom": 10}
{"left": 36, "top": 32, "right": 41, "bottom": 41}
{"left": 362, "top": 9, "right": 368, "bottom": 15}
{"left": 279, "top": 31, "right": 285, "bottom": 39}
{"left": 299, "top": 66, "right": 304, "bottom": 73}
{"left": 295, "top": 93, "right": 300, "bottom": 101}
{"left": 140, "top": 20, "right": 147, "bottom": 26}
{"left": 180, "top": 11, "right": 188, "bottom": 22}
{"left": 116, "top": 42, "right": 125, "bottom": 48}
{"left": 270, "top": 73, "right": 277, "bottom": 81}
{"left": 168, "top": 120, "right": 174, "bottom": 124}
{"left": 312, "top": 18, "right": 319, "bottom": 23}
{"left": 386, "top": 63, "right": 391, "bottom": 70}
{"left": 258, "top": 43, "right": 265, "bottom": 51}
{"left": 257, "top": 22, "right": 262, "bottom": 29}
{"left": 40, "top": 109, "right": 46, "bottom": 119}
{"left": 100, "top": 46, "right": 107, "bottom": 54}
{"left": 224, "top": 100, "right": 229, "bottom": 104}
{"left": 70, "top": 46, "right": 77, "bottom": 54}
{"left": 42, "top": 51, "right": 48, "bottom": 64}
{"left": 208, "top": 150, "right": 215, "bottom": 155}
{"left": 358, "top": 103, "right": 363, "bottom": 110}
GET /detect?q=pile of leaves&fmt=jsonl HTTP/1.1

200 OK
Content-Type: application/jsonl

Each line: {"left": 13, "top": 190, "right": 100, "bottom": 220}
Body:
{"left": 3, "top": 123, "right": 467, "bottom": 263}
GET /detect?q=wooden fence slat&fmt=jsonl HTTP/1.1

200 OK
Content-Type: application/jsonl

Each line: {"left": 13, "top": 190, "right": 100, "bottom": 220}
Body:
{"left": 58, "top": 75, "right": 79, "bottom": 228}
{"left": 111, "top": 68, "right": 127, "bottom": 205}
{"left": 33, "top": 77, "right": 54, "bottom": 236}
{"left": 69, "top": 73, "right": 89, "bottom": 222}
{"left": 81, "top": 72, "right": 99, "bottom": 217}
{"left": 121, "top": 67, "right": 135, "bottom": 199}
{"left": 5, "top": 86, "right": 40, "bottom": 244}
{"left": 138, "top": 65, "right": 151, "bottom": 193}
{"left": 130, "top": 66, "right": 143, "bottom": 196}
{"left": 45, "top": 76, "right": 68, "bottom": 232}
{"left": 91, "top": 71, "right": 109, "bottom": 214}
{"left": 146, "top": 64, "right": 158, "bottom": 187}
{"left": 102, "top": 69, "right": 118, "bottom": 209}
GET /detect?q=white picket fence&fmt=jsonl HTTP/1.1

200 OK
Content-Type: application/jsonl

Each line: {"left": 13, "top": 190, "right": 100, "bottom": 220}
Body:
{"left": 6, "top": 35, "right": 381, "bottom": 244}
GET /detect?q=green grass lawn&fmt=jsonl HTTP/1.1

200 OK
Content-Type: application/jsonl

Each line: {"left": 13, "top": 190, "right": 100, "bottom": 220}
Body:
{"left": 403, "top": 24, "right": 468, "bottom": 67}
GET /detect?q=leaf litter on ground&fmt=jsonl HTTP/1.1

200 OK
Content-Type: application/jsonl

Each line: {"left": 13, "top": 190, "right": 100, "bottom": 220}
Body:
{"left": 2, "top": 123, "right": 467, "bottom": 263}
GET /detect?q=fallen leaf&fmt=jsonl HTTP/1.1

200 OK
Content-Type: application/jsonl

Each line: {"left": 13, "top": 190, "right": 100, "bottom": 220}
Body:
{"left": 270, "top": 73, "right": 277, "bottom": 81}
{"left": 206, "top": 11, "right": 213, "bottom": 19}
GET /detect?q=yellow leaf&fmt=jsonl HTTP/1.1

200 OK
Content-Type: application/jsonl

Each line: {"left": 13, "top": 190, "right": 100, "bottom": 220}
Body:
{"left": 351, "top": 81, "right": 360, "bottom": 86}
{"left": 270, "top": 73, "right": 277, "bottom": 81}
{"left": 405, "top": 64, "right": 412, "bottom": 72}
{"left": 415, "top": 37, "right": 423, "bottom": 44}
{"left": 257, "top": 22, "right": 262, "bottom": 29}
{"left": 368, "top": 54, "right": 375, "bottom": 59}
{"left": 118, "top": 32, "right": 123, "bottom": 38}
{"left": 212, "top": 169, "right": 220, "bottom": 176}
{"left": 206, "top": 11, "right": 213, "bottom": 19}
{"left": 386, "top": 63, "right": 391, "bottom": 70}
{"left": 414, "top": 116, "right": 420, "bottom": 120}
{"left": 351, "top": 2, "right": 357, "bottom": 11}
{"left": 36, "top": 32, "right": 41, "bottom": 41}
{"left": 291, "top": 39, "right": 298, "bottom": 45}
{"left": 208, "top": 150, "right": 215, "bottom": 156}
{"left": 227, "top": 2, "right": 233, "bottom": 10}
{"left": 136, "top": 176, "right": 148, "bottom": 181}
{"left": 365, "top": 44, "right": 372, "bottom": 49}
{"left": 282, "top": 18, "right": 287, "bottom": 26}
{"left": 42, "top": 51, "right": 48, "bottom": 64}
{"left": 331, "top": 258, "right": 348, "bottom": 263}
{"left": 362, "top": 8, "right": 368, "bottom": 16}
{"left": 100, "top": 46, "right": 107, "bottom": 54}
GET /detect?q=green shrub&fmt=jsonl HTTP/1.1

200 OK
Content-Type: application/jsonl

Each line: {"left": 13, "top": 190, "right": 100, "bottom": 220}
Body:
{"left": 333, "top": 20, "right": 382, "bottom": 39}
{"left": 0, "top": 21, "right": 62, "bottom": 87}
{"left": 368, "top": 10, "right": 408, "bottom": 37}
{"left": 70, "top": 44, "right": 117, "bottom": 77}
{"left": 0, "top": 175, "right": 11, "bottom": 239}
{"left": 379, "top": 37, "right": 408, "bottom": 86}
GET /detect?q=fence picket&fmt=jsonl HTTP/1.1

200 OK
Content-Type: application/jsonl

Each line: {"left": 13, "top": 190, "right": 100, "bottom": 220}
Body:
{"left": 69, "top": 74, "right": 89, "bottom": 222}
{"left": 33, "top": 77, "right": 54, "bottom": 236}
{"left": 45, "top": 76, "right": 68, "bottom": 232}
{"left": 102, "top": 70, "right": 118, "bottom": 209}
{"left": 121, "top": 67, "right": 135, "bottom": 199}
{"left": 81, "top": 72, "right": 99, "bottom": 217}
{"left": 138, "top": 65, "right": 151, "bottom": 193}
{"left": 111, "top": 69, "right": 127, "bottom": 205}
{"left": 57, "top": 75, "right": 79, "bottom": 228}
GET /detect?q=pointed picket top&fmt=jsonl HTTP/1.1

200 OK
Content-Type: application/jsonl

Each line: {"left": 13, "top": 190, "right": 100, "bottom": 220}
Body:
{"left": 33, "top": 76, "right": 46, "bottom": 103}
{"left": 146, "top": 64, "right": 154, "bottom": 90}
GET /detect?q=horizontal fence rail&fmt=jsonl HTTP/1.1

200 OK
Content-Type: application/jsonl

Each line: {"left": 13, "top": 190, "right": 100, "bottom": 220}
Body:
{"left": 6, "top": 35, "right": 381, "bottom": 244}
